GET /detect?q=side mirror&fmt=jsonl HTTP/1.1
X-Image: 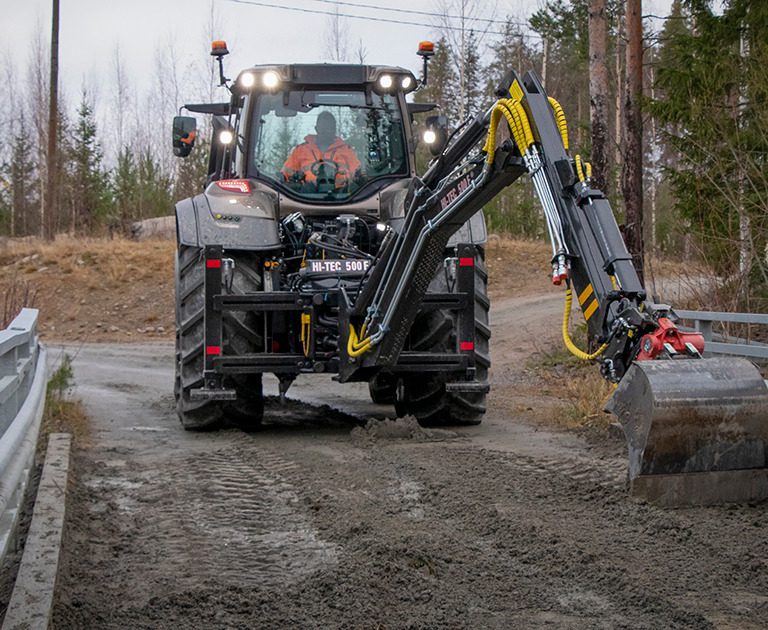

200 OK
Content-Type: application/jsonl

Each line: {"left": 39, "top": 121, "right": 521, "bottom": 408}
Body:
{"left": 172, "top": 116, "right": 197, "bottom": 158}
{"left": 423, "top": 115, "right": 448, "bottom": 157}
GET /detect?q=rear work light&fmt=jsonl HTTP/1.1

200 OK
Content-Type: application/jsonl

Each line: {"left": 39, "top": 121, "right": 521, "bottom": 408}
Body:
{"left": 215, "top": 179, "right": 252, "bottom": 194}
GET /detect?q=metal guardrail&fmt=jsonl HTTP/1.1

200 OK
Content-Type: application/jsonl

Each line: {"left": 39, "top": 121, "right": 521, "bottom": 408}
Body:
{"left": 675, "top": 309, "right": 768, "bottom": 359}
{"left": 0, "top": 308, "right": 47, "bottom": 565}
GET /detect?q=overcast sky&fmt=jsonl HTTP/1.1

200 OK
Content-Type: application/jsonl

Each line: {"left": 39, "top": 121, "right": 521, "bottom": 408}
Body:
{"left": 2, "top": 0, "right": 673, "bottom": 102}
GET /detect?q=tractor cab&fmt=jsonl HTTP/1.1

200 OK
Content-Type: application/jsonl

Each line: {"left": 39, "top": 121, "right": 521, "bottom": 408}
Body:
{"left": 239, "top": 67, "right": 416, "bottom": 204}
{"left": 175, "top": 63, "right": 421, "bottom": 212}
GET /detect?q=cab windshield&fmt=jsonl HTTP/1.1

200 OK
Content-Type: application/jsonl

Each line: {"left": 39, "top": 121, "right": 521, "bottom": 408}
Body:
{"left": 250, "top": 90, "right": 407, "bottom": 201}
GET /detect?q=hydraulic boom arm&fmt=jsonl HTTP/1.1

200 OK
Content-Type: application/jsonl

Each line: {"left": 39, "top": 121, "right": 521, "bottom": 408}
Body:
{"left": 346, "top": 70, "right": 699, "bottom": 379}
{"left": 343, "top": 69, "right": 768, "bottom": 506}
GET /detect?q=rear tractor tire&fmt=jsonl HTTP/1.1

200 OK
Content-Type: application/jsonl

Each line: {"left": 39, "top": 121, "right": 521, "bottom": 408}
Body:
{"left": 175, "top": 244, "right": 265, "bottom": 431}
{"left": 397, "top": 247, "right": 491, "bottom": 427}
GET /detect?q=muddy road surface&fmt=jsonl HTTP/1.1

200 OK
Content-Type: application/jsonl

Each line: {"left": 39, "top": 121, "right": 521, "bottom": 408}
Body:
{"left": 51, "top": 291, "right": 768, "bottom": 629}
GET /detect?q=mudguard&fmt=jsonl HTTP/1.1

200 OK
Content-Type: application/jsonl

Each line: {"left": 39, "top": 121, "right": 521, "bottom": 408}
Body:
{"left": 175, "top": 186, "right": 280, "bottom": 250}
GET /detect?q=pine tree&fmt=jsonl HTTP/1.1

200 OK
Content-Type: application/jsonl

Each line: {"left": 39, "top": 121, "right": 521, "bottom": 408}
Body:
{"left": 485, "top": 18, "right": 541, "bottom": 101}
{"left": 65, "top": 91, "right": 111, "bottom": 233}
{"left": 414, "top": 38, "right": 460, "bottom": 125}
{"left": 174, "top": 136, "right": 211, "bottom": 201}
{"left": 1, "top": 113, "right": 39, "bottom": 236}
{"left": 113, "top": 147, "right": 140, "bottom": 232}
{"left": 530, "top": 0, "right": 622, "bottom": 150}
{"left": 651, "top": 0, "right": 768, "bottom": 300}
{"left": 462, "top": 30, "right": 483, "bottom": 117}
{"left": 137, "top": 148, "right": 172, "bottom": 220}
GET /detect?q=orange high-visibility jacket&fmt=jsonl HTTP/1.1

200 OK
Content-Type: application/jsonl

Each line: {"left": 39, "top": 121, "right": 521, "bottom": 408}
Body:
{"left": 282, "top": 135, "right": 361, "bottom": 187}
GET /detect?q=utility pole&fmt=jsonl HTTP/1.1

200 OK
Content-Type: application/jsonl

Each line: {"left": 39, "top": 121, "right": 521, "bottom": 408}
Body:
{"left": 589, "top": 0, "right": 610, "bottom": 193}
{"left": 44, "top": 0, "right": 60, "bottom": 241}
{"left": 621, "top": 0, "right": 644, "bottom": 284}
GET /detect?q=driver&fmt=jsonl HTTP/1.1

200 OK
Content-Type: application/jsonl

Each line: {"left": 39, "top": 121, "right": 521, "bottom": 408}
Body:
{"left": 282, "top": 111, "right": 361, "bottom": 189}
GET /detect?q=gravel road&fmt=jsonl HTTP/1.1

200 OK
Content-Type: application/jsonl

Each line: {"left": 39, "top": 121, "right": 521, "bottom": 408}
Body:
{"left": 51, "top": 291, "right": 768, "bottom": 629}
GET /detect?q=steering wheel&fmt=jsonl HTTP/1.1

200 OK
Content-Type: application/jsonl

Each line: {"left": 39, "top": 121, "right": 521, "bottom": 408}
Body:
{"left": 308, "top": 159, "right": 340, "bottom": 191}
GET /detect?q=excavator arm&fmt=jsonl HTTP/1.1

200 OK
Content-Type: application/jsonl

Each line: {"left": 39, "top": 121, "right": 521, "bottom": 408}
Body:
{"left": 344, "top": 69, "right": 768, "bottom": 506}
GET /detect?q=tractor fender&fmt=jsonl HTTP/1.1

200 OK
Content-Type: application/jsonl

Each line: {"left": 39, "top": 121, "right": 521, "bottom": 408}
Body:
{"left": 447, "top": 210, "right": 487, "bottom": 247}
{"left": 175, "top": 189, "right": 280, "bottom": 250}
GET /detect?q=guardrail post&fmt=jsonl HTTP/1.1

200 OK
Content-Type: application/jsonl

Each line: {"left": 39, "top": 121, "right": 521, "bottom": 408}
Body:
{"left": 0, "top": 346, "right": 16, "bottom": 377}
{"left": 695, "top": 319, "right": 713, "bottom": 343}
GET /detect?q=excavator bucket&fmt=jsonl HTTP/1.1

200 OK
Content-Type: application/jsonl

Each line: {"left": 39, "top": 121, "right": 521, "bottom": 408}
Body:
{"left": 606, "top": 357, "right": 768, "bottom": 506}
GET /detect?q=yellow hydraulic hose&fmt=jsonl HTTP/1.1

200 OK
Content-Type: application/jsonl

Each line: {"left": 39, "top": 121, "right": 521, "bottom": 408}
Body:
{"left": 301, "top": 312, "right": 312, "bottom": 357}
{"left": 483, "top": 106, "right": 503, "bottom": 163}
{"left": 502, "top": 100, "right": 530, "bottom": 152}
{"left": 505, "top": 99, "right": 535, "bottom": 149}
{"left": 574, "top": 154, "right": 586, "bottom": 183}
{"left": 562, "top": 288, "right": 609, "bottom": 360}
{"left": 347, "top": 324, "right": 371, "bottom": 357}
{"left": 484, "top": 100, "right": 528, "bottom": 165}
{"left": 548, "top": 97, "right": 569, "bottom": 151}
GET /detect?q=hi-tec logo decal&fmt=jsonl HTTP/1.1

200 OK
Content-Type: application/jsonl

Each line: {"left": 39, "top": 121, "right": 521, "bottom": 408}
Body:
{"left": 309, "top": 259, "right": 370, "bottom": 273}
{"left": 440, "top": 174, "right": 473, "bottom": 210}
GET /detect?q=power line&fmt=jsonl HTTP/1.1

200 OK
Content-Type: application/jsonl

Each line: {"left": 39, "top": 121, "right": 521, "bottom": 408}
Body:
{"left": 225, "top": 0, "right": 543, "bottom": 39}
{"left": 305, "top": 0, "right": 511, "bottom": 26}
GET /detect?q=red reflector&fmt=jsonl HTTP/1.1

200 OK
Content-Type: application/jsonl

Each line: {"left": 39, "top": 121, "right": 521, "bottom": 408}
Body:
{"left": 206, "top": 259, "right": 221, "bottom": 268}
{"left": 271, "top": 340, "right": 280, "bottom": 352}
{"left": 215, "top": 179, "right": 252, "bottom": 194}
{"left": 460, "top": 341, "right": 475, "bottom": 351}
{"left": 459, "top": 257, "right": 474, "bottom": 267}
{"left": 206, "top": 345, "right": 221, "bottom": 355}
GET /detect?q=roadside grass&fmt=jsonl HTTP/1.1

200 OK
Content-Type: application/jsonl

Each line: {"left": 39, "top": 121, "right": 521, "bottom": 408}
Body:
{"left": 42, "top": 353, "right": 90, "bottom": 447}
{"left": 0, "top": 236, "right": 174, "bottom": 286}
{"left": 1, "top": 277, "right": 38, "bottom": 329}
{"left": 531, "top": 323, "right": 616, "bottom": 430}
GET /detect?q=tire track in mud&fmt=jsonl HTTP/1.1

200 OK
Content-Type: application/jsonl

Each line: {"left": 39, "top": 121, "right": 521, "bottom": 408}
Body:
{"left": 509, "top": 451, "right": 628, "bottom": 490}
{"left": 134, "top": 446, "right": 338, "bottom": 588}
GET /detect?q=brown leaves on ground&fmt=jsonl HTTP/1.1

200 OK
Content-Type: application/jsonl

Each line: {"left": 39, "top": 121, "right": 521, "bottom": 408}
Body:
{"left": 0, "top": 237, "right": 176, "bottom": 343}
{"left": 485, "top": 236, "right": 552, "bottom": 299}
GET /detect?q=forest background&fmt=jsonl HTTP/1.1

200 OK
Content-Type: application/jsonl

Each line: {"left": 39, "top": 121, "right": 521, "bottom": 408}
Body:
{"left": 1, "top": 0, "right": 766, "bottom": 307}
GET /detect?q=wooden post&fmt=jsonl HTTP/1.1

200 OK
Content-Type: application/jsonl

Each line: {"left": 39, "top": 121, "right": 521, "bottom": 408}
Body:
{"left": 44, "top": 0, "right": 60, "bottom": 241}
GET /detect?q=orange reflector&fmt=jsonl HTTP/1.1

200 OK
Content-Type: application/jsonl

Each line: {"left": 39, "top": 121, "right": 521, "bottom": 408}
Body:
{"left": 460, "top": 342, "right": 474, "bottom": 351}
{"left": 206, "top": 259, "right": 221, "bottom": 269}
{"left": 206, "top": 345, "right": 221, "bottom": 355}
{"left": 215, "top": 179, "right": 252, "bottom": 194}
{"left": 459, "top": 257, "right": 474, "bottom": 267}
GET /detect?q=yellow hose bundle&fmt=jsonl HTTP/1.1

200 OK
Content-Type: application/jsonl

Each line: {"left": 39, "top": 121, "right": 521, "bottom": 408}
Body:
{"left": 484, "top": 98, "right": 537, "bottom": 166}
{"left": 562, "top": 288, "right": 609, "bottom": 360}
{"left": 505, "top": 99, "right": 534, "bottom": 149}
{"left": 347, "top": 323, "right": 371, "bottom": 357}
{"left": 548, "top": 97, "right": 569, "bottom": 151}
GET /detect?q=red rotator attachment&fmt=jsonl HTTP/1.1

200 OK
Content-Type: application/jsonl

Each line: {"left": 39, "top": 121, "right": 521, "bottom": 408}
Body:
{"left": 637, "top": 317, "right": 705, "bottom": 360}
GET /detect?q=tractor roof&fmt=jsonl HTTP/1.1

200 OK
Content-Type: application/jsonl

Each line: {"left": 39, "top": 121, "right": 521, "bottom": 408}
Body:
{"left": 232, "top": 63, "right": 417, "bottom": 94}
